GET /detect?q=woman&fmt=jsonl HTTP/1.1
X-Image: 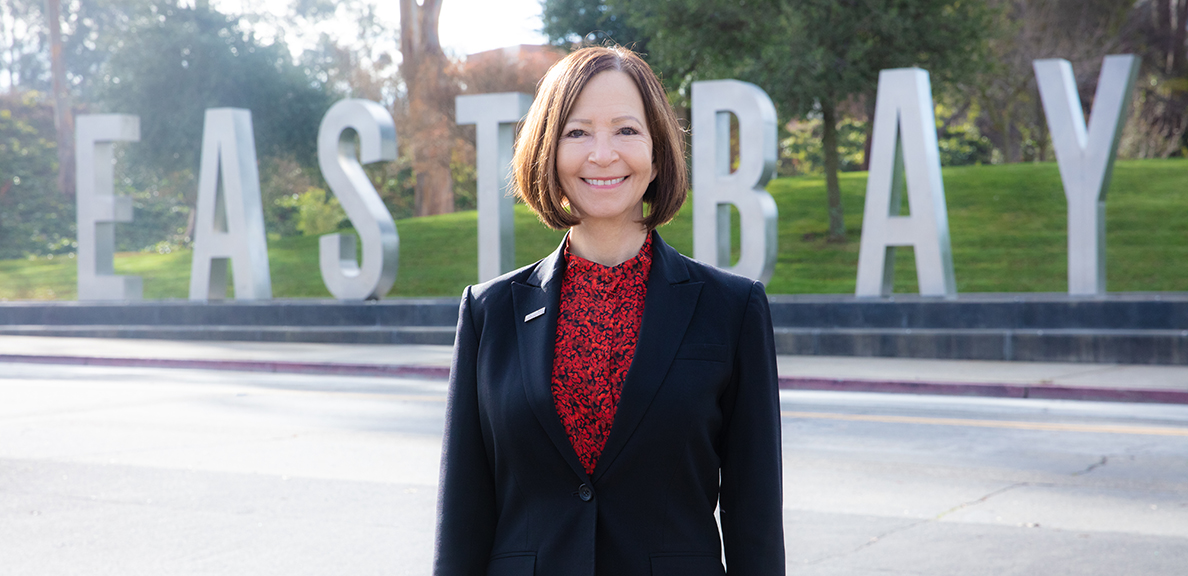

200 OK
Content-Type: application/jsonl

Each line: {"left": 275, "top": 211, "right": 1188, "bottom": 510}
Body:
{"left": 434, "top": 46, "right": 784, "bottom": 576}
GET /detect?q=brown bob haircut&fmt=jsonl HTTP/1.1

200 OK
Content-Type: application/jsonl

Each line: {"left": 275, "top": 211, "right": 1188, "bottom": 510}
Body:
{"left": 513, "top": 46, "right": 687, "bottom": 231}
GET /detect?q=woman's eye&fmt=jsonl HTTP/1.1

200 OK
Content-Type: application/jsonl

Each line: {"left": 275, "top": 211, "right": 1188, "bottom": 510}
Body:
{"left": 564, "top": 129, "right": 586, "bottom": 138}
{"left": 619, "top": 127, "right": 640, "bottom": 136}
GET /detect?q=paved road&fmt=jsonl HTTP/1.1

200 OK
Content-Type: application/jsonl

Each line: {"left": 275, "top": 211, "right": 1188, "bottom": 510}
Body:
{"left": 784, "top": 391, "right": 1188, "bottom": 574}
{"left": 1, "top": 363, "right": 1185, "bottom": 575}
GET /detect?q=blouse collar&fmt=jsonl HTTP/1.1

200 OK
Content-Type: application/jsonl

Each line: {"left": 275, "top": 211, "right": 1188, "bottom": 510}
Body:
{"left": 563, "top": 232, "right": 654, "bottom": 287}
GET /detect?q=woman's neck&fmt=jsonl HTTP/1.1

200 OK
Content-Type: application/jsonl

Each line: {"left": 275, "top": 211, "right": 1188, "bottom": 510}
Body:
{"left": 567, "top": 220, "right": 650, "bottom": 267}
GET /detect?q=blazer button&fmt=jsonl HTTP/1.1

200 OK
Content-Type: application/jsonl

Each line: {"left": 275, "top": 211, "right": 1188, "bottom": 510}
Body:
{"left": 577, "top": 484, "right": 593, "bottom": 502}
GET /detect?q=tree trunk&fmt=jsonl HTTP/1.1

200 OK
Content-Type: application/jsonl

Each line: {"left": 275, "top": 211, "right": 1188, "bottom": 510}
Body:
{"left": 410, "top": 51, "right": 454, "bottom": 215}
{"left": 860, "top": 93, "right": 875, "bottom": 171}
{"left": 400, "top": 0, "right": 420, "bottom": 84}
{"left": 999, "top": 101, "right": 1014, "bottom": 163}
{"left": 401, "top": 0, "right": 454, "bottom": 216}
{"left": 1158, "top": 0, "right": 1173, "bottom": 72}
{"left": 1034, "top": 92, "right": 1048, "bottom": 163}
{"left": 822, "top": 100, "right": 845, "bottom": 242}
{"left": 1173, "top": 0, "right": 1188, "bottom": 75}
{"left": 45, "top": 0, "right": 74, "bottom": 197}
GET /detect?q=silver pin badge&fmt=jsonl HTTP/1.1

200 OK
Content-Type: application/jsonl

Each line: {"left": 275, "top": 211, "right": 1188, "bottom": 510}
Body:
{"left": 524, "top": 306, "right": 546, "bottom": 322}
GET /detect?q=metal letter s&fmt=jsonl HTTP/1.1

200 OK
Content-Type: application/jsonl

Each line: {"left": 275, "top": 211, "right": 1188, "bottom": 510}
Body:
{"left": 316, "top": 99, "right": 399, "bottom": 300}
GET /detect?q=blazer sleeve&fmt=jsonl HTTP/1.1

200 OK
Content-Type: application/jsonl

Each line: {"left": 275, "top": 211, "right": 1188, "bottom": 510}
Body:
{"left": 433, "top": 286, "right": 497, "bottom": 576}
{"left": 718, "top": 281, "right": 786, "bottom": 575}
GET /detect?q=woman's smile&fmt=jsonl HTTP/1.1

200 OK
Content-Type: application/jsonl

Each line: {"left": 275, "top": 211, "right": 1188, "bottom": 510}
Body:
{"left": 582, "top": 176, "right": 628, "bottom": 188}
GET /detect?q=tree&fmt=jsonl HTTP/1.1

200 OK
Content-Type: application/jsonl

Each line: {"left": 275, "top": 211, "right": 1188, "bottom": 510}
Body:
{"left": 95, "top": 1, "right": 334, "bottom": 238}
{"left": 289, "top": 0, "right": 401, "bottom": 105}
{"left": 97, "top": 2, "right": 332, "bottom": 173}
{"left": 0, "top": 0, "right": 49, "bottom": 92}
{"left": 543, "top": 0, "right": 993, "bottom": 242}
{"left": 1152, "top": 0, "right": 1188, "bottom": 75}
{"left": 541, "top": 0, "right": 643, "bottom": 48}
{"left": 400, "top": 0, "right": 455, "bottom": 216}
{"left": 1119, "top": 0, "right": 1188, "bottom": 158}
{"left": 4, "top": 0, "right": 161, "bottom": 199}
{"left": 0, "top": 92, "right": 74, "bottom": 259}
{"left": 969, "top": 1, "right": 1131, "bottom": 164}
{"left": 45, "top": 0, "right": 73, "bottom": 197}
{"left": 1, "top": 0, "right": 408, "bottom": 251}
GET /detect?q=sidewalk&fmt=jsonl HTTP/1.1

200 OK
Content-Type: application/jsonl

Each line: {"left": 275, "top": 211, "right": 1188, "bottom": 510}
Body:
{"left": 2, "top": 335, "right": 1186, "bottom": 404}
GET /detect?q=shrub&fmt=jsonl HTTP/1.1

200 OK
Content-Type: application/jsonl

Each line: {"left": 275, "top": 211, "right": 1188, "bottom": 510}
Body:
{"left": 0, "top": 92, "right": 74, "bottom": 259}
{"left": 277, "top": 187, "right": 347, "bottom": 236}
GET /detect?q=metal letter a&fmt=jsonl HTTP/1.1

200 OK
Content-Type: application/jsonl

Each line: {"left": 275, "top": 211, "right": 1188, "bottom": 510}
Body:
{"left": 856, "top": 68, "right": 956, "bottom": 298}
{"left": 189, "top": 108, "right": 272, "bottom": 301}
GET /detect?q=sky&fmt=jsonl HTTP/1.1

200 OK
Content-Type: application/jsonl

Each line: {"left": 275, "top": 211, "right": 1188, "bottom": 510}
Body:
{"left": 213, "top": 0, "right": 549, "bottom": 58}
{"left": 438, "top": 0, "right": 549, "bottom": 56}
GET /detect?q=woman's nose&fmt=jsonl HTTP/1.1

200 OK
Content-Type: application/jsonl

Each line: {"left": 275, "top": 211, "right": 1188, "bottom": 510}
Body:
{"left": 587, "top": 134, "right": 618, "bottom": 165}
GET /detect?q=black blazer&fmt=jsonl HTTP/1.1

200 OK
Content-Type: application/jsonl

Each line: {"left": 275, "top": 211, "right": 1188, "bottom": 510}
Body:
{"left": 434, "top": 232, "right": 784, "bottom": 576}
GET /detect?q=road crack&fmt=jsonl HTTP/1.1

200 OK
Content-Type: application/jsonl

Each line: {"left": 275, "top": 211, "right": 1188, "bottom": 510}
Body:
{"left": 1072, "top": 456, "right": 1108, "bottom": 476}
{"left": 934, "top": 482, "right": 1027, "bottom": 521}
{"left": 806, "top": 482, "right": 1029, "bottom": 567}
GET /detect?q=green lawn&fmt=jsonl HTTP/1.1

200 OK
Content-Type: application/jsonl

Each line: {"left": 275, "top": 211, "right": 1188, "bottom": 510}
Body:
{"left": 2, "top": 159, "right": 1186, "bottom": 300}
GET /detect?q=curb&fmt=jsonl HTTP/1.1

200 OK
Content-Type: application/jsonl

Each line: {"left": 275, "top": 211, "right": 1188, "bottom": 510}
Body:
{"left": 3, "top": 353, "right": 1185, "bottom": 405}
{"left": 777, "top": 376, "right": 1188, "bottom": 405}
{"left": 0, "top": 354, "right": 453, "bottom": 380}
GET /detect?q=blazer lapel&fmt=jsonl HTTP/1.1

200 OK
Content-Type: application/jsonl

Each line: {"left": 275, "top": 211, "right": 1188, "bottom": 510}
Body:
{"left": 512, "top": 236, "right": 591, "bottom": 482}
{"left": 593, "top": 232, "right": 704, "bottom": 482}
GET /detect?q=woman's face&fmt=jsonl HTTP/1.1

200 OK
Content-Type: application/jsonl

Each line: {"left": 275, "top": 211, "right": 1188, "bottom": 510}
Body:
{"left": 556, "top": 70, "right": 656, "bottom": 228}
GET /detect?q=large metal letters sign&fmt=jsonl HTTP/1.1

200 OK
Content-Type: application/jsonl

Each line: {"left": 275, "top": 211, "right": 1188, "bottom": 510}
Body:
{"left": 64, "top": 57, "right": 1149, "bottom": 304}
{"left": 691, "top": 80, "right": 779, "bottom": 284}
{"left": 189, "top": 108, "right": 272, "bottom": 301}
{"left": 856, "top": 68, "right": 956, "bottom": 298}
{"left": 1034, "top": 55, "right": 1139, "bottom": 296}
{"left": 456, "top": 92, "right": 533, "bottom": 283}
{"left": 317, "top": 99, "right": 399, "bottom": 300}
{"left": 76, "top": 114, "right": 142, "bottom": 300}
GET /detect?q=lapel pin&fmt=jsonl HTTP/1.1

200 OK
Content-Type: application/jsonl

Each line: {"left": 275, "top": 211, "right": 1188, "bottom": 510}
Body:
{"left": 524, "top": 306, "right": 546, "bottom": 322}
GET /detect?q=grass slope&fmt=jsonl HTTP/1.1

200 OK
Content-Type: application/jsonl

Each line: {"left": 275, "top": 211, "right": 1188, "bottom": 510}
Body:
{"left": 1, "top": 159, "right": 1185, "bottom": 300}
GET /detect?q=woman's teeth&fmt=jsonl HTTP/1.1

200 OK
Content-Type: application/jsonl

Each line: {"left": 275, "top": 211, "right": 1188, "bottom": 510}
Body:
{"left": 585, "top": 177, "right": 625, "bottom": 186}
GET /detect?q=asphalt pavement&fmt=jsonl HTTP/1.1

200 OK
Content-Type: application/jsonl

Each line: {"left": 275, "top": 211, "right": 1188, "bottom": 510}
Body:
{"left": 2, "top": 361, "right": 1185, "bottom": 575}
{"left": 1, "top": 334, "right": 1186, "bottom": 403}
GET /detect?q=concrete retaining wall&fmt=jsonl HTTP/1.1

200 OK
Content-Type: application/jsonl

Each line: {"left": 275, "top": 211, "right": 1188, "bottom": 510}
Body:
{"left": 3, "top": 293, "right": 1186, "bottom": 364}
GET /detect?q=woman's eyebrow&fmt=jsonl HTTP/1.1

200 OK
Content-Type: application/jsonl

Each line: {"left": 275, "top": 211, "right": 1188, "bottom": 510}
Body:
{"left": 564, "top": 115, "right": 645, "bottom": 126}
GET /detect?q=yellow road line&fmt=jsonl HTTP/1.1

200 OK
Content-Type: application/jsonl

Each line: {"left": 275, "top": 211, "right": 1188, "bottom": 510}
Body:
{"left": 781, "top": 411, "right": 1188, "bottom": 437}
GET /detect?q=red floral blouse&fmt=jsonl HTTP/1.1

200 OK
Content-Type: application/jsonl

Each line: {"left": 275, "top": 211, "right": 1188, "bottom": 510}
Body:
{"left": 551, "top": 234, "right": 653, "bottom": 476}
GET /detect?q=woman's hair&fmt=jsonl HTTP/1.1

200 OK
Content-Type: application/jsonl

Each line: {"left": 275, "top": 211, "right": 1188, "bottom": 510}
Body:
{"left": 512, "top": 46, "right": 687, "bottom": 231}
